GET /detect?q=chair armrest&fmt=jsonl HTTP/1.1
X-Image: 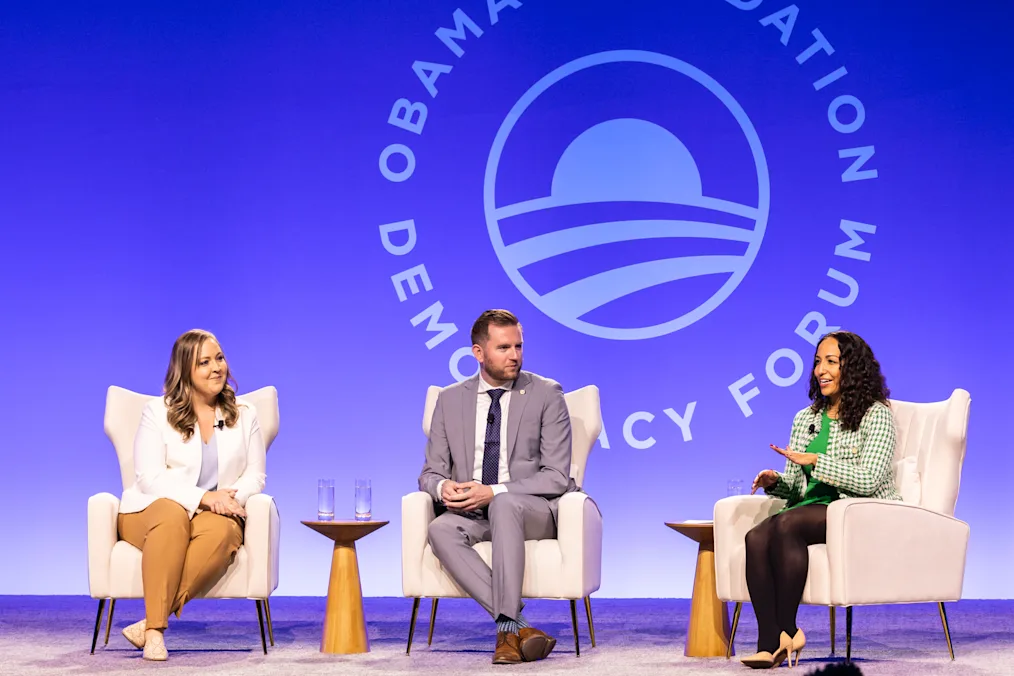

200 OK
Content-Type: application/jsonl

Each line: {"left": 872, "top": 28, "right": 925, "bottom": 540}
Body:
{"left": 713, "top": 495, "right": 785, "bottom": 600}
{"left": 556, "top": 492, "right": 602, "bottom": 598}
{"left": 402, "top": 491, "right": 437, "bottom": 597}
{"left": 88, "top": 492, "right": 120, "bottom": 598}
{"left": 827, "top": 498, "right": 969, "bottom": 606}
{"left": 244, "top": 493, "right": 280, "bottom": 598}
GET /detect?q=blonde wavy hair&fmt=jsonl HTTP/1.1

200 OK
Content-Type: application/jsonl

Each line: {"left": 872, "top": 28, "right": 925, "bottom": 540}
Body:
{"left": 163, "top": 329, "right": 239, "bottom": 442}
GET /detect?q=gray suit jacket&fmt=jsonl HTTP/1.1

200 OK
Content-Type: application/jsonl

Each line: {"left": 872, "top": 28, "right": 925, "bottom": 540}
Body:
{"left": 418, "top": 371, "right": 575, "bottom": 520}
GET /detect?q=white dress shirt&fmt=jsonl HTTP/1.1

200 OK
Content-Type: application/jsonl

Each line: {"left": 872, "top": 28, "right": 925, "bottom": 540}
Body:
{"left": 436, "top": 373, "right": 511, "bottom": 500}
{"left": 474, "top": 374, "right": 511, "bottom": 495}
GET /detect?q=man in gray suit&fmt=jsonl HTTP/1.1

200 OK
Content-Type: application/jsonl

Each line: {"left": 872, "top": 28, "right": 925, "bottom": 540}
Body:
{"left": 419, "top": 309, "right": 574, "bottom": 665}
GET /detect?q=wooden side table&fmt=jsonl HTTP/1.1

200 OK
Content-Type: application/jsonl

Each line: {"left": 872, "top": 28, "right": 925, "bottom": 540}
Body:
{"left": 302, "top": 520, "right": 388, "bottom": 654}
{"left": 666, "top": 521, "right": 732, "bottom": 658}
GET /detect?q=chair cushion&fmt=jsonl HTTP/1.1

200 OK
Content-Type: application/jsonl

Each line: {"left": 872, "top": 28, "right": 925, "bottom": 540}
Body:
{"left": 418, "top": 539, "right": 589, "bottom": 599}
{"left": 800, "top": 544, "right": 831, "bottom": 605}
{"left": 722, "top": 541, "right": 831, "bottom": 606}
{"left": 108, "top": 540, "right": 251, "bottom": 599}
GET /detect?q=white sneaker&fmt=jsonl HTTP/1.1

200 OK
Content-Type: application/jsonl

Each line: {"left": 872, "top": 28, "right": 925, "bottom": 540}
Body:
{"left": 143, "top": 631, "right": 168, "bottom": 661}
{"left": 121, "top": 619, "right": 146, "bottom": 649}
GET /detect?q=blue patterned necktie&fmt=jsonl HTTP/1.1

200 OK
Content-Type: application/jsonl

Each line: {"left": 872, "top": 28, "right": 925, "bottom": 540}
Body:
{"left": 481, "top": 389, "right": 505, "bottom": 485}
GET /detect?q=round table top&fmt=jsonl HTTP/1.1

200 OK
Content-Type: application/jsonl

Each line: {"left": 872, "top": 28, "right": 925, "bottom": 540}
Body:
{"left": 302, "top": 520, "right": 389, "bottom": 542}
{"left": 665, "top": 521, "right": 714, "bottom": 544}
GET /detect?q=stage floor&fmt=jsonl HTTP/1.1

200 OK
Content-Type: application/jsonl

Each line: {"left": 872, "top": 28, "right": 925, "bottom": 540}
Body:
{"left": 0, "top": 597, "right": 1009, "bottom": 675}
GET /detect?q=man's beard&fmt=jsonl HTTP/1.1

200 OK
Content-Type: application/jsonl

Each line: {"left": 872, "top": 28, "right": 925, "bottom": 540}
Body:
{"left": 485, "top": 360, "right": 521, "bottom": 383}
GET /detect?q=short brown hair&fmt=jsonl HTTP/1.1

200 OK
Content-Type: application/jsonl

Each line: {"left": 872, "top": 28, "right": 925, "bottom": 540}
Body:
{"left": 470, "top": 309, "right": 520, "bottom": 346}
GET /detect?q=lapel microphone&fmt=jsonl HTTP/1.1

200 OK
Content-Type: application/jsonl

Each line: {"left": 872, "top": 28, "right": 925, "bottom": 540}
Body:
{"left": 487, "top": 414, "right": 495, "bottom": 425}
{"left": 215, "top": 420, "right": 225, "bottom": 430}
{"left": 808, "top": 424, "right": 816, "bottom": 434}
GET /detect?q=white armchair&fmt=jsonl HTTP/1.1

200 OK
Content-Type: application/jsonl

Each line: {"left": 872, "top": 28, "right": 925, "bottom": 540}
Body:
{"left": 87, "top": 386, "right": 281, "bottom": 654}
{"left": 402, "top": 385, "right": 603, "bottom": 656}
{"left": 714, "top": 389, "right": 971, "bottom": 662}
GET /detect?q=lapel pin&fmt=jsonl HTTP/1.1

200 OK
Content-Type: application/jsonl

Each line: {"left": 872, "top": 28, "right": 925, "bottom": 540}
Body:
{"left": 519, "top": 389, "right": 525, "bottom": 395}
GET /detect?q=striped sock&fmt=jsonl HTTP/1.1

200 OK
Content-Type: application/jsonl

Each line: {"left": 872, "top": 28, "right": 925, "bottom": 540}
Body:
{"left": 495, "top": 612, "right": 530, "bottom": 634}
{"left": 496, "top": 616, "right": 519, "bottom": 635}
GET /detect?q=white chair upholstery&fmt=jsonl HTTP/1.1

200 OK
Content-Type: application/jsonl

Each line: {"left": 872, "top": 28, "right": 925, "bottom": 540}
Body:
{"left": 87, "top": 385, "right": 281, "bottom": 653}
{"left": 714, "top": 389, "right": 971, "bottom": 661}
{"left": 402, "top": 385, "right": 603, "bottom": 655}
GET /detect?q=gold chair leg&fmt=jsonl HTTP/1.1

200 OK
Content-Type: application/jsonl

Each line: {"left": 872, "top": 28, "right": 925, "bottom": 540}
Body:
{"left": 90, "top": 598, "right": 106, "bottom": 654}
{"left": 406, "top": 598, "right": 421, "bottom": 655}
{"left": 829, "top": 606, "right": 836, "bottom": 655}
{"left": 727, "top": 602, "right": 742, "bottom": 659}
{"left": 427, "top": 598, "right": 439, "bottom": 646}
{"left": 264, "top": 598, "right": 275, "bottom": 646}
{"left": 255, "top": 600, "right": 268, "bottom": 654}
{"left": 938, "top": 602, "right": 955, "bottom": 660}
{"left": 845, "top": 606, "right": 853, "bottom": 664}
{"left": 103, "top": 598, "right": 116, "bottom": 646}
{"left": 570, "top": 599, "right": 581, "bottom": 656}
{"left": 584, "top": 596, "right": 597, "bottom": 648}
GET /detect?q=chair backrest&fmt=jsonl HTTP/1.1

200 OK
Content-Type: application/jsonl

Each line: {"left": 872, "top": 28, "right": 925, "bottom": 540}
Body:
{"left": 888, "top": 388, "right": 970, "bottom": 516}
{"left": 104, "top": 385, "right": 280, "bottom": 492}
{"left": 563, "top": 386, "right": 601, "bottom": 489}
{"left": 422, "top": 384, "right": 602, "bottom": 489}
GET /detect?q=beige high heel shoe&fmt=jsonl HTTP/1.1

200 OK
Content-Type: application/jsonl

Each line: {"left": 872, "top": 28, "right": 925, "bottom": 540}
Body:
{"left": 788, "top": 628, "right": 806, "bottom": 668}
{"left": 740, "top": 632, "right": 793, "bottom": 669}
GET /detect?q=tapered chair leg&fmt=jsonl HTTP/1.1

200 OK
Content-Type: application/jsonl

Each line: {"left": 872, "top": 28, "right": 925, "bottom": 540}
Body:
{"left": 427, "top": 598, "right": 439, "bottom": 646}
{"left": 727, "top": 602, "right": 742, "bottom": 659}
{"left": 583, "top": 596, "right": 597, "bottom": 648}
{"left": 569, "top": 599, "right": 581, "bottom": 656}
{"left": 90, "top": 599, "right": 106, "bottom": 654}
{"left": 845, "top": 606, "right": 853, "bottom": 664}
{"left": 829, "top": 606, "right": 836, "bottom": 655}
{"left": 103, "top": 599, "right": 116, "bottom": 646}
{"left": 264, "top": 598, "right": 275, "bottom": 646}
{"left": 938, "top": 602, "right": 955, "bottom": 660}
{"left": 406, "top": 598, "right": 421, "bottom": 655}
{"left": 255, "top": 600, "right": 268, "bottom": 654}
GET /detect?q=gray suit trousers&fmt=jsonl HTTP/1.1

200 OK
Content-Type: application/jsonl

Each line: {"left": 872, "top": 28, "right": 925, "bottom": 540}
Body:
{"left": 427, "top": 492, "right": 555, "bottom": 622}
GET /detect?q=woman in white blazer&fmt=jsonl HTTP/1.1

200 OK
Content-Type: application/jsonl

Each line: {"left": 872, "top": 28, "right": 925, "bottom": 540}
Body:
{"left": 117, "top": 329, "right": 266, "bottom": 661}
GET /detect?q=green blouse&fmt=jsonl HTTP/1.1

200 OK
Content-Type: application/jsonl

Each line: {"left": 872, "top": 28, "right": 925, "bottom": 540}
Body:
{"left": 784, "top": 410, "right": 840, "bottom": 511}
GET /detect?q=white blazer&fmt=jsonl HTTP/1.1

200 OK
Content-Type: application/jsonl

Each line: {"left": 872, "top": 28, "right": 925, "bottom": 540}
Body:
{"left": 119, "top": 396, "right": 267, "bottom": 517}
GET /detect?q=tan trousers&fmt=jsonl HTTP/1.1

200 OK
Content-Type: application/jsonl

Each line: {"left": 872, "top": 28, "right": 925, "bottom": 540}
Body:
{"left": 118, "top": 498, "right": 243, "bottom": 630}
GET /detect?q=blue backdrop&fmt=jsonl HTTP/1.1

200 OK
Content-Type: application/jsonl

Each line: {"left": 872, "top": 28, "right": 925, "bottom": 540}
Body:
{"left": 1, "top": 0, "right": 1011, "bottom": 598}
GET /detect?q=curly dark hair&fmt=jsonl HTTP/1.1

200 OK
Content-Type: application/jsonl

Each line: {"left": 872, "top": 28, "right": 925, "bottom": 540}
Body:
{"left": 808, "top": 331, "right": 890, "bottom": 432}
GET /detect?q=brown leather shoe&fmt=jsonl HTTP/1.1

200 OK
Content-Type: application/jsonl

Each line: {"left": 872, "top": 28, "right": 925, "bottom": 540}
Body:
{"left": 492, "top": 631, "right": 523, "bottom": 665}
{"left": 518, "top": 627, "right": 557, "bottom": 662}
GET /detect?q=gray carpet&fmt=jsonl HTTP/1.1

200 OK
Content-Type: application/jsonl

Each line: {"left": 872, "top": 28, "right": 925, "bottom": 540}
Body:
{"left": 0, "top": 597, "right": 1009, "bottom": 675}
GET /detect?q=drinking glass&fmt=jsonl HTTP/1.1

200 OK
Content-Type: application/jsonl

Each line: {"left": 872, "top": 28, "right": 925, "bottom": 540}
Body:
{"left": 727, "top": 479, "right": 745, "bottom": 497}
{"left": 317, "top": 479, "right": 335, "bottom": 520}
{"left": 355, "top": 479, "right": 372, "bottom": 521}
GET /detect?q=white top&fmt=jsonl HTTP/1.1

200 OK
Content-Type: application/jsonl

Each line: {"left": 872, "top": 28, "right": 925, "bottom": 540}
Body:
{"left": 120, "top": 398, "right": 266, "bottom": 517}
{"left": 197, "top": 433, "right": 219, "bottom": 491}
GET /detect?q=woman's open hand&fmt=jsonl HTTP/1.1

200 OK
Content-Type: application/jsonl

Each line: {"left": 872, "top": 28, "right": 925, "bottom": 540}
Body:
{"left": 770, "top": 444, "right": 819, "bottom": 467}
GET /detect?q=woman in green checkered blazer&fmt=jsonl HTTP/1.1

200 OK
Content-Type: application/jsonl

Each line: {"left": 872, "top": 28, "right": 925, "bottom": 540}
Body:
{"left": 740, "top": 331, "right": 900, "bottom": 669}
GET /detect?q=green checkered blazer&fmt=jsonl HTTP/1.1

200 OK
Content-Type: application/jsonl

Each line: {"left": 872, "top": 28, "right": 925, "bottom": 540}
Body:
{"left": 766, "top": 401, "right": 902, "bottom": 503}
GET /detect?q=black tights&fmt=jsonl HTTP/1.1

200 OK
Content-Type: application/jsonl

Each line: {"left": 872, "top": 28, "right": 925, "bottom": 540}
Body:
{"left": 745, "top": 504, "right": 828, "bottom": 652}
